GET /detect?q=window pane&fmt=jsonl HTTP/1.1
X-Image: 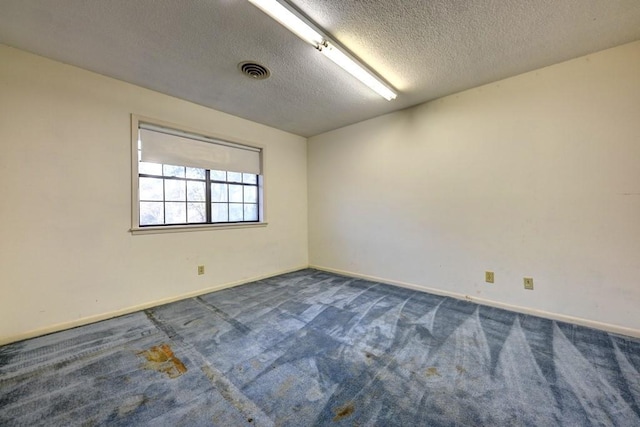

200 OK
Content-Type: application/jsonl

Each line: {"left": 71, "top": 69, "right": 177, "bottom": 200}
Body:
{"left": 187, "top": 181, "right": 206, "bottom": 201}
{"left": 186, "top": 167, "right": 205, "bottom": 179}
{"left": 211, "top": 183, "right": 228, "bottom": 202}
{"left": 210, "top": 170, "right": 226, "bottom": 181}
{"left": 139, "top": 177, "right": 164, "bottom": 201}
{"left": 244, "top": 204, "right": 257, "bottom": 221}
{"left": 165, "top": 202, "right": 186, "bottom": 224}
{"left": 139, "top": 161, "right": 162, "bottom": 175}
{"left": 165, "top": 179, "right": 186, "bottom": 201}
{"left": 244, "top": 186, "right": 257, "bottom": 203}
{"left": 140, "top": 202, "right": 164, "bottom": 225}
{"left": 227, "top": 172, "right": 242, "bottom": 183}
{"left": 229, "top": 184, "right": 243, "bottom": 203}
{"left": 187, "top": 203, "right": 206, "bottom": 223}
{"left": 212, "top": 203, "right": 228, "bottom": 222}
{"left": 229, "top": 203, "right": 244, "bottom": 221}
{"left": 242, "top": 174, "right": 257, "bottom": 184}
{"left": 163, "top": 164, "right": 185, "bottom": 178}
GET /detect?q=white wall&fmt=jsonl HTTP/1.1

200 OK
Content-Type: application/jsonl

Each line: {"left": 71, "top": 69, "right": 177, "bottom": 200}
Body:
{"left": 0, "top": 45, "right": 308, "bottom": 343}
{"left": 309, "top": 41, "right": 640, "bottom": 333}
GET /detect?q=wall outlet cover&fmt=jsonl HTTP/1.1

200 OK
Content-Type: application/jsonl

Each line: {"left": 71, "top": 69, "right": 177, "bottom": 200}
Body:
{"left": 485, "top": 271, "right": 494, "bottom": 283}
{"left": 524, "top": 277, "right": 534, "bottom": 290}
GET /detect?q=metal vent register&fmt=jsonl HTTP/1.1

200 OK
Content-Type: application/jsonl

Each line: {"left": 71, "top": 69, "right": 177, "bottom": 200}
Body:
{"left": 238, "top": 62, "right": 271, "bottom": 80}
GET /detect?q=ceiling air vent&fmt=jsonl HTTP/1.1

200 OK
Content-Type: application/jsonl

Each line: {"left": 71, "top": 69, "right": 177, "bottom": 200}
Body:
{"left": 238, "top": 61, "right": 271, "bottom": 80}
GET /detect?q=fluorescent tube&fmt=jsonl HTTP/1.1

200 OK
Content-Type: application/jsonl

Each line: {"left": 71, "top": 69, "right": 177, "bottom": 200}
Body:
{"left": 248, "top": 0, "right": 323, "bottom": 46}
{"left": 319, "top": 41, "right": 397, "bottom": 100}
{"left": 248, "top": 0, "right": 397, "bottom": 101}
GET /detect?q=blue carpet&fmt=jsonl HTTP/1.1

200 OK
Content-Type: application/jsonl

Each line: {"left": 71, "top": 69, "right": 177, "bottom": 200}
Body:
{"left": 1, "top": 269, "right": 639, "bottom": 426}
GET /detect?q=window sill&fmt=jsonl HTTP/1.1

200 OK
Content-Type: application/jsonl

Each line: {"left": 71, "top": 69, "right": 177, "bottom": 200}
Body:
{"left": 130, "top": 222, "right": 268, "bottom": 235}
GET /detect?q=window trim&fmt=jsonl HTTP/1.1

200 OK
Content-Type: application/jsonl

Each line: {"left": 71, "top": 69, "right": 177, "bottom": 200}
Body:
{"left": 130, "top": 114, "right": 267, "bottom": 234}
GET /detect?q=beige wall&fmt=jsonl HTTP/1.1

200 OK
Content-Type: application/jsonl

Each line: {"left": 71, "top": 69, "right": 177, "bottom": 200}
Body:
{"left": 0, "top": 45, "right": 308, "bottom": 343}
{"left": 308, "top": 41, "right": 640, "bottom": 334}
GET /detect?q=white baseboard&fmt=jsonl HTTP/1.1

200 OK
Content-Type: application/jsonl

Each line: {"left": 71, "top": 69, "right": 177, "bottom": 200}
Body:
{"left": 1, "top": 265, "right": 308, "bottom": 346}
{"left": 5, "top": 264, "right": 638, "bottom": 346}
{"left": 310, "top": 264, "right": 640, "bottom": 339}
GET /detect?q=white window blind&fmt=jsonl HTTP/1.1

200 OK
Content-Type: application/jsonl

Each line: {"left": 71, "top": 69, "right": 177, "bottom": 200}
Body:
{"left": 139, "top": 124, "right": 262, "bottom": 175}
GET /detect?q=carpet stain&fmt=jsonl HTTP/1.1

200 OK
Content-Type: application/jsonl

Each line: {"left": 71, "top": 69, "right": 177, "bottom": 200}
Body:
{"left": 305, "top": 384, "right": 324, "bottom": 401}
{"left": 277, "top": 375, "right": 296, "bottom": 397}
{"left": 332, "top": 402, "right": 355, "bottom": 421}
{"left": 201, "top": 365, "right": 250, "bottom": 414}
{"left": 138, "top": 344, "right": 187, "bottom": 379}
{"left": 426, "top": 367, "right": 440, "bottom": 377}
{"left": 117, "top": 394, "right": 147, "bottom": 417}
{"left": 456, "top": 365, "right": 466, "bottom": 374}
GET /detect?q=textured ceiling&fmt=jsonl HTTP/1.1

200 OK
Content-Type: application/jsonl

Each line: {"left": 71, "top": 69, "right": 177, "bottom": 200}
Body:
{"left": 1, "top": 0, "right": 639, "bottom": 137}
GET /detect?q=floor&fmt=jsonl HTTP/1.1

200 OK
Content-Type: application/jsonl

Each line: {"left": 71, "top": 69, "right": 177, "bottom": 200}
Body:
{"left": 1, "top": 269, "right": 639, "bottom": 426}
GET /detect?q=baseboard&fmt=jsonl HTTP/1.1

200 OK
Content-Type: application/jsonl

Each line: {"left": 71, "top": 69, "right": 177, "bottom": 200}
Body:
{"left": 1, "top": 265, "right": 308, "bottom": 346}
{"left": 310, "top": 264, "right": 640, "bottom": 339}
{"left": 7, "top": 264, "right": 638, "bottom": 346}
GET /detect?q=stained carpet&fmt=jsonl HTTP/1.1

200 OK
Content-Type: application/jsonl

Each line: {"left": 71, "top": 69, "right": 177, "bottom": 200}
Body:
{"left": 1, "top": 269, "right": 639, "bottom": 426}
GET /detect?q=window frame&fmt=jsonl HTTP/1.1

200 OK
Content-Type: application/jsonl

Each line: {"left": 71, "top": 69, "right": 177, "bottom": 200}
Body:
{"left": 130, "top": 115, "right": 267, "bottom": 234}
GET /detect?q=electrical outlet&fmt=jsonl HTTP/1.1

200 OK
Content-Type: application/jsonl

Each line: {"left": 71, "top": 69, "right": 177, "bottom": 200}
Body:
{"left": 198, "top": 265, "right": 205, "bottom": 275}
{"left": 485, "top": 271, "right": 494, "bottom": 283}
{"left": 524, "top": 277, "right": 533, "bottom": 290}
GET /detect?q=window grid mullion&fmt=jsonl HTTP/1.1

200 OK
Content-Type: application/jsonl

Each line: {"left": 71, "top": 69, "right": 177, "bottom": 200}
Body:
{"left": 242, "top": 185, "right": 245, "bottom": 221}
{"left": 139, "top": 173, "right": 205, "bottom": 183}
{"left": 205, "top": 170, "right": 212, "bottom": 223}
{"left": 183, "top": 180, "right": 187, "bottom": 223}
{"left": 162, "top": 172, "right": 167, "bottom": 224}
{"left": 226, "top": 172, "right": 230, "bottom": 222}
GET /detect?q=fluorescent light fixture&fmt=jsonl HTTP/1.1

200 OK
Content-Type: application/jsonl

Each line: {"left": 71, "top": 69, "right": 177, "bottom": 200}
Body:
{"left": 248, "top": 0, "right": 323, "bottom": 46}
{"left": 248, "top": 0, "right": 397, "bottom": 101}
{"left": 319, "top": 41, "right": 397, "bottom": 101}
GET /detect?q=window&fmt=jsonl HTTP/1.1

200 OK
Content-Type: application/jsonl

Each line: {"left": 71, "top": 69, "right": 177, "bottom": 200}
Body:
{"left": 132, "top": 116, "right": 264, "bottom": 231}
